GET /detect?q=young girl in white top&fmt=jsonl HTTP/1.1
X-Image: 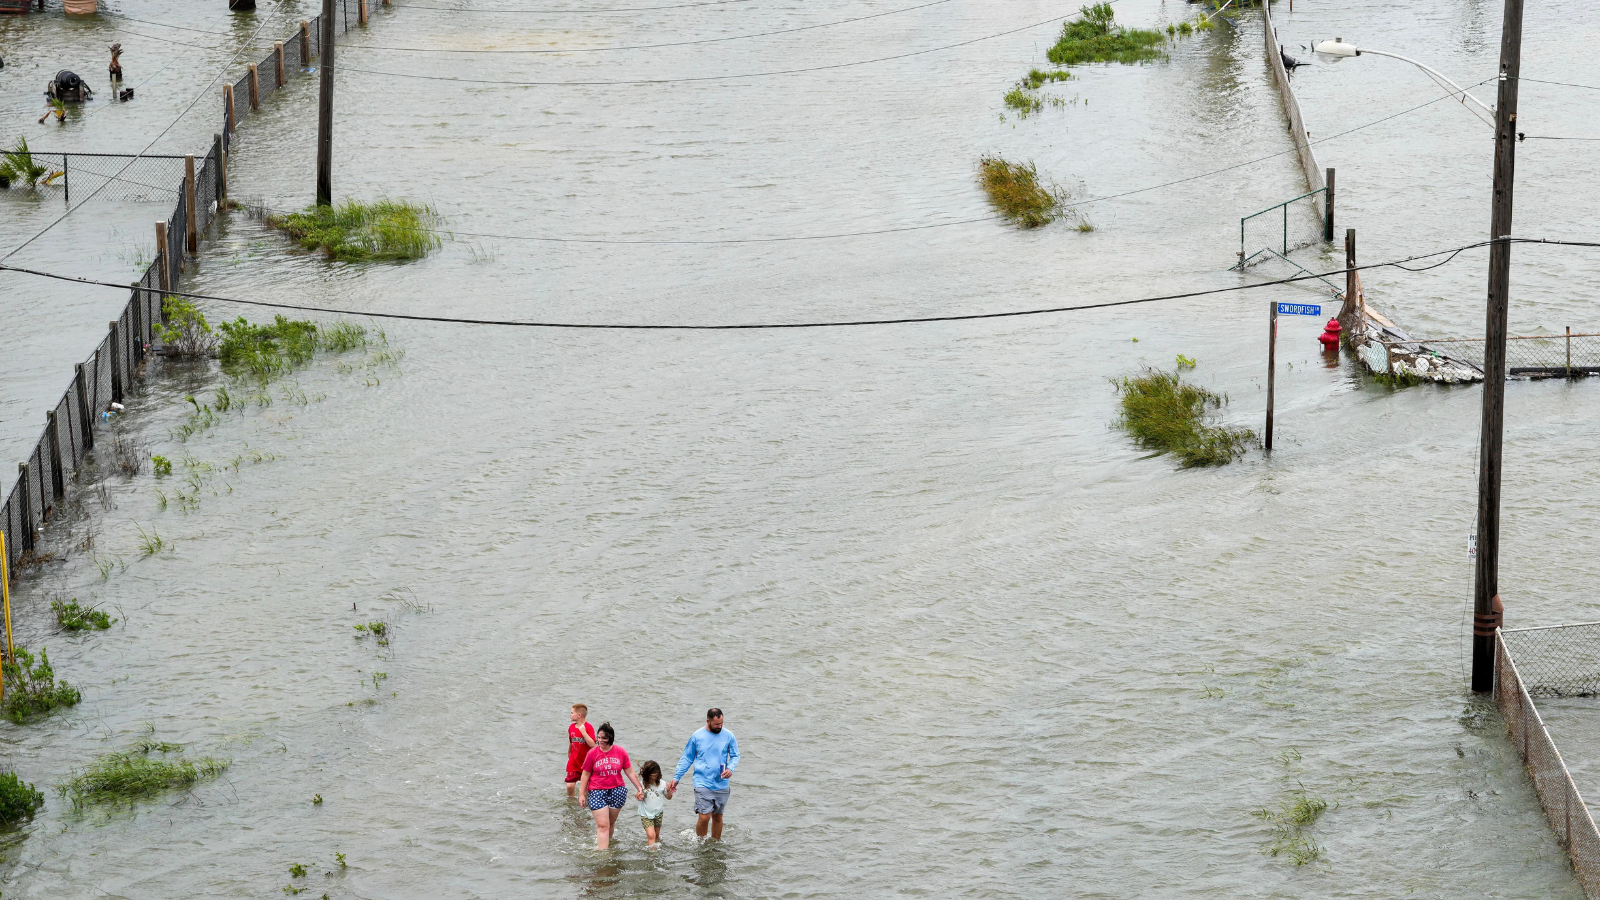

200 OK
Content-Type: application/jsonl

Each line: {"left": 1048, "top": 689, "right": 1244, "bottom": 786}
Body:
{"left": 636, "top": 760, "right": 668, "bottom": 848}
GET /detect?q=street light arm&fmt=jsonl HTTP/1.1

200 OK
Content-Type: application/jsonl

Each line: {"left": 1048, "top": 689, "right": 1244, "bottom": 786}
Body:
{"left": 1353, "top": 48, "right": 1496, "bottom": 122}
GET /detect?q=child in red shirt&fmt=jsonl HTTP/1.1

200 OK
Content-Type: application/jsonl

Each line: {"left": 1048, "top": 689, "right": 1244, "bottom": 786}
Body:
{"left": 566, "top": 704, "right": 597, "bottom": 797}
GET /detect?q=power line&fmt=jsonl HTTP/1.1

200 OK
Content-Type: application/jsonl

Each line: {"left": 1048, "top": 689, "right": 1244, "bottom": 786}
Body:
{"left": 391, "top": 0, "right": 758, "bottom": 12}
{"left": 110, "top": 0, "right": 956, "bottom": 55}
{"left": 0, "top": 239, "right": 1554, "bottom": 331}
{"left": 1516, "top": 76, "right": 1600, "bottom": 92}
{"left": 1520, "top": 135, "right": 1600, "bottom": 142}
{"left": 326, "top": 9, "right": 1080, "bottom": 85}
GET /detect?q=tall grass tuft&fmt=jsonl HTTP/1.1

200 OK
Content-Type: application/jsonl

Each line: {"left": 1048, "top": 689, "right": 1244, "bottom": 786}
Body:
{"left": 1112, "top": 368, "right": 1256, "bottom": 467}
{"left": 2, "top": 647, "right": 82, "bottom": 724}
{"left": 52, "top": 598, "right": 116, "bottom": 632}
{"left": 1048, "top": 3, "right": 1168, "bottom": 66}
{"left": 217, "top": 315, "right": 367, "bottom": 386}
{"left": 59, "top": 742, "right": 229, "bottom": 810}
{"left": 266, "top": 200, "right": 441, "bottom": 262}
{"left": 1254, "top": 788, "right": 1329, "bottom": 865}
{"left": 977, "top": 155, "right": 1076, "bottom": 229}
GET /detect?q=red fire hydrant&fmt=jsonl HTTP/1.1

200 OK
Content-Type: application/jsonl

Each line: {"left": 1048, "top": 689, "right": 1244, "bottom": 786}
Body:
{"left": 1318, "top": 317, "right": 1342, "bottom": 351}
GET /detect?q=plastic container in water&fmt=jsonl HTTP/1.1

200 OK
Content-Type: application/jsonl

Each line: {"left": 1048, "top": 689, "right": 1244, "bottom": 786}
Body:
{"left": 63, "top": 0, "right": 97, "bottom": 13}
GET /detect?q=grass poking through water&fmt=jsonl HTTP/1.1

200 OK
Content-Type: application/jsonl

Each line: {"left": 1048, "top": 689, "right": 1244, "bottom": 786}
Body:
{"left": 977, "top": 155, "right": 1086, "bottom": 229}
{"left": 1254, "top": 787, "right": 1329, "bottom": 865}
{"left": 1112, "top": 368, "right": 1256, "bottom": 467}
{"left": 1048, "top": 3, "right": 1168, "bottom": 66}
{"left": 52, "top": 598, "right": 116, "bottom": 632}
{"left": 59, "top": 740, "right": 229, "bottom": 810}
{"left": 266, "top": 200, "right": 441, "bottom": 262}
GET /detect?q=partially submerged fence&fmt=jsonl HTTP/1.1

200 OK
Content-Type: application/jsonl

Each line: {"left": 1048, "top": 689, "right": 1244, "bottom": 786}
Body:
{"left": 1382, "top": 331, "right": 1600, "bottom": 378}
{"left": 1497, "top": 626, "right": 1600, "bottom": 898}
{"left": 0, "top": 0, "right": 394, "bottom": 572}
{"left": 1262, "top": 3, "right": 1325, "bottom": 203}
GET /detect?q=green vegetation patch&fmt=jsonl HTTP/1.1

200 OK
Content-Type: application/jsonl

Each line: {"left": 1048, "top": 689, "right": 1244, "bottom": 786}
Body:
{"left": 978, "top": 154, "right": 1076, "bottom": 229}
{"left": 1112, "top": 368, "right": 1256, "bottom": 467}
{"left": 1254, "top": 788, "right": 1329, "bottom": 865}
{"left": 218, "top": 315, "right": 367, "bottom": 385}
{"left": 157, "top": 297, "right": 221, "bottom": 358}
{"left": 0, "top": 771, "right": 45, "bottom": 826}
{"left": 2, "top": 647, "right": 82, "bottom": 724}
{"left": 52, "top": 599, "right": 116, "bottom": 632}
{"left": 266, "top": 200, "right": 441, "bottom": 262}
{"left": 1047, "top": 3, "right": 1168, "bottom": 67}
{"left": 0, "top": 136, "right": 58, "bottom": 189}
{"left": 59, "top": 742, "right": 229, "bottom": 810}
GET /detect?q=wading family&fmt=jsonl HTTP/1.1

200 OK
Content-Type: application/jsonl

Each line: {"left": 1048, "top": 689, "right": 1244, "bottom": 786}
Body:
{"left": 566, "top": 704, "right": 741, "bottom": 850}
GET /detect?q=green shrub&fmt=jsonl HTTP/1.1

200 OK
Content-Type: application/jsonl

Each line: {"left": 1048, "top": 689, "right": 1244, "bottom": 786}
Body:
{"left": 1048, "top": 3, "right": 1168, "bottom": 66}
{"left": 156, "top": 297, "right": 219, "bottom": 357}
{"left": 1003, "top": 86, "right": 1044, "bottom": 115}
{"left": 0, "top": 136, "right": 50, "bottom": 189}
{"left": 266, "top": 200, "right": 441, "bottom": 262}
{"left": 978, "top": 155, "right": 1086, "bottom": 229}
{"left": 52, "top": 599, "right": 116, "bottom": 632}
{"left": 1113, "top": 369, "right": 1256, "bottom": 467}
{"left": 217, "top": 315, "right": 366, "bottom": 385}
{"left": 0, "top": 771, "right": 44, "bottom": 825}
{"left": 151, "top": 455, "right": 172, "bottom": 477}
{"left": 59, "top": 741, "right": 229, "bottom": 809}
{"left": 2, "top": 647, "right": 82, "bottom": 724}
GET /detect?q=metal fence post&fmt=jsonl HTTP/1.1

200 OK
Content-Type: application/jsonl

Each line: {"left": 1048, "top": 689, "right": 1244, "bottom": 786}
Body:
{"left": 185, "top": 154, "right": 198, "bottom": 253}
{"left": 63, "top": 155, "right": 69, "bottom": 204}
{"left": 1324, "top": 167, "right": 1335, "bottom": 243}
{"left": 1566, "top": 326, "right": 1572, "bottom": 378}
{"left": 45, "top": 412, "right": 64, "bottom": 501}
{"left": 156, "top": 221, "right": 171, "bottom": 299}
{"left": 75, "top": 364, "right": 93, "bottom": 451}
{"left": 130, "top": 282, "right": 144, "bottom": 360}
{"left": 300, "top": 20, "right": 312, "bottom": 69}
{"left": 109, "top": 321, "right": 124, "bottom": 404}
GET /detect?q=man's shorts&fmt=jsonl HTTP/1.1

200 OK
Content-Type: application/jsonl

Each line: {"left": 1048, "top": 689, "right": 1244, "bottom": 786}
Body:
{"left": 587, "top": 786, "right": 630, "bottom": 810}
{"left": 693, "top": 786, "right": 730, "bottom": 815}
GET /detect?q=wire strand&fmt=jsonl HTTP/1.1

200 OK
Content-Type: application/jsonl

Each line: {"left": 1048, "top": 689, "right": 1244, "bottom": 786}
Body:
{"left": 390, "top": 0, "right": 758, "bottom": 12}
{"left": 0, "top": 239, "right": 1538, "bottom": 331}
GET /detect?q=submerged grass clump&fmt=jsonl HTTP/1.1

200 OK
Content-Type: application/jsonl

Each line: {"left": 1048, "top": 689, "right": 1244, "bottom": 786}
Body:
{"left": 1048, "top": 3, "right": 1168, "bottom": 66}
{"left": 2, "top": 647, "right": 82, "bottom": 724}
{"left": 1003, "top": 86, "right": 1043, "bottom": 115}
{"left": 978, "top": 154, "right": 1077, "bottom": 229}
{"left": 218, "top": 315, "right": 368, "bottom": 386}
{"left": 52, "top": 598, "right": 116, "bottom": 632}
{"left": 1112, "top": 368, "right": 1256, "bottom": 467}
{"left": 0, "top": 771, "right": 44, "bottom": 825}
{"left": 1254, "top": 787, "right": 1329, "bottom": 865}
{"left": 266, "top": 200, "right": 441, "bottom": 262}
{"left": 59, "top": 741, "right": 229, "bottom": 810}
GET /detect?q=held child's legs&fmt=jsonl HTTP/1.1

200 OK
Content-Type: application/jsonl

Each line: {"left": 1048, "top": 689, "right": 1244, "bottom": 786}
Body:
{"left": 591, "top": 808, "right": 613, "bottom": 849}
{"left": 711, "top": 812, "right": 724, "bottom": 841}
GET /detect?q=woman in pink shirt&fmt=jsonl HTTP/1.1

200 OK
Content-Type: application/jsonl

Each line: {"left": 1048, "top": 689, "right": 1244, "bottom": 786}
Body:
{"left": 577, "top": 722, "right": 645, "bottom": 850}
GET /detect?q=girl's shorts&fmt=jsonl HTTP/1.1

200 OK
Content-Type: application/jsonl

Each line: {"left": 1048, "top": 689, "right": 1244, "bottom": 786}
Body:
{"left": 587, "top": 786, "right": 630, "bottom": 810}
{"left": 641, "top": 814, "right": 663, "bottom": 830}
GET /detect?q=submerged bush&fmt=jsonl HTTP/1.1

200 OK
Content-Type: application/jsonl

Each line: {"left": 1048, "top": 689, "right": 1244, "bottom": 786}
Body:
{"left": 1003, "top": 86, "right": 1044, "bottom": 115}
{"left": 218, "top": 315, "right": 366, "bottom": 385}
{"left": 266, "top": 200, "right": 441, "bottom": 262}
{"left": 1048, "top": 3, "right": 1168, "bottom": 66}
{"left": 52, "top": 599, "right": 116, "bottom": 632}
{"left": 156, "top": 297, "right": 220, "bottom": 358}
{"left": 0, "top": 771, "right": 44, "bottom": 826}
{"left": 1113, "top": 368, "right": 1256, "bottom": 467}
{"left": 2, "top": 647, "right": 82, "bottom": 724}
{"left": 0, "top": 136, "right": 52, "bottom": 189}
{"left": 59, "top": 742, "right": 229, "bottom": 810}
{"left": 977, "top": 154, "right": 1078, "bottom": 229}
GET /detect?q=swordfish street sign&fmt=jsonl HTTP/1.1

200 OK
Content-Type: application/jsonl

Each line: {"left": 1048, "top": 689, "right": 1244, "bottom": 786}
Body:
{"left": 1277, "top": 302, "right": 1322, "bottom": 316}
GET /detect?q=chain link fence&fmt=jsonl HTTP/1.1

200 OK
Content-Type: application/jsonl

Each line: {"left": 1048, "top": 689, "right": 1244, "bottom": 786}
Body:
{"left": 0, "top": 0, "right": 394, "bottom": 571}
{"left": 1384, "top": 333, "right": 1600, "bottom": 378}
{"left": 1497, "top": 628, "right": 1600, "bottom": 898}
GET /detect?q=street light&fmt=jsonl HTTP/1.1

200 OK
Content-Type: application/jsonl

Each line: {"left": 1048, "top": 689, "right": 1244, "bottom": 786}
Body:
{"left": 1314, "top": 39, "right": 1494, "bottom": 128}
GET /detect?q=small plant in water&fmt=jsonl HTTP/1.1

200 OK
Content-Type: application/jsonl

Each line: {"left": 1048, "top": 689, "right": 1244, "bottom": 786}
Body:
{"left": 59, "top": 739, "right": 229, "bottom": 809}
{"left": 134, "top": 523, "right": 169, "bottom": 557}
{"left": 1254, "top": 787, "right": 1329, "bottom": 866}
{"left": 156, "top": 297, "right": 220, "bottom": 357}
{"left": 289, "top": 863, "right": 308, "bottom": 878}
{"left": 265, "top": 200, "right": 442, "bottom": 262}
{"left": 151, "top": 455, "right": 172, "bottom": 477}
{"left": 2, "top": 647, "right": 82, "bottom": 724}
{"left": 1112, "top": 368, "right": 1256, "bottom": 467}
{"left": 313, "top": 793, "right": 323, "bottom": 805}
{"left": 335, "top": 852, "right": 346, "bottom": 868}
{"left": 977, "top": 154, "right": 1083, "bottom": 229}
{"left": 0, "top": 771, "right": 45, "bottom": 825}
{"left": 52, "top": 598, "right": 116, "bottom": 631}
{"left": 1175, "top": 354, "right": 1197, "bottom": 370}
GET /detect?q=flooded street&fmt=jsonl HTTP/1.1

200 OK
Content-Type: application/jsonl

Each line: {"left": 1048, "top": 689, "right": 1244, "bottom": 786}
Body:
{"left": 2, "top": 0, "right": 1599, "bottom": 896}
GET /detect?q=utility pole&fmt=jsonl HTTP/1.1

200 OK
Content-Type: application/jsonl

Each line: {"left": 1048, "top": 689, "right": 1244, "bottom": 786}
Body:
{"left": 316, "top": 0, "right": 335, "bottom": 207}
{"left": 1472, "top": 0, "right": 1524, "bottom": 693}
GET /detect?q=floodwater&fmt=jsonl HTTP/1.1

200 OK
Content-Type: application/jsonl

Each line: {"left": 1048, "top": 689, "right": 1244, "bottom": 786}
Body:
{"left": 0, "top": 0, "right": 1599, "bottom": 897}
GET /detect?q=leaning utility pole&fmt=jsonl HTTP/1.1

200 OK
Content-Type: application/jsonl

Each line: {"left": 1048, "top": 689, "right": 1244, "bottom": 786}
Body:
{"left": 316, "top": 0, "right": 335, "bottom": 207}
{"left": 1472, "top": 0, "right": 1525, "bottom": 693}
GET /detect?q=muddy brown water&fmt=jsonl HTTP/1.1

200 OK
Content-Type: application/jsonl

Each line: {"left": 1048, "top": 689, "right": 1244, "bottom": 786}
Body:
{"left": 1, "top": 0, "right": 1599, "bottom": 896}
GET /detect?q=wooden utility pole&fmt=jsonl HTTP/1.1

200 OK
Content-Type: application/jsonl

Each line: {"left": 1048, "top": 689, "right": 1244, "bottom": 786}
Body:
{"left": 317, "top": 0, "right": 336, "bottom": 207}
{"left": 1472, "top": 0, "right": 1525, "bottom": 694}
{"left": 1265, "top": 300, "right": 1277, "bottom": 451}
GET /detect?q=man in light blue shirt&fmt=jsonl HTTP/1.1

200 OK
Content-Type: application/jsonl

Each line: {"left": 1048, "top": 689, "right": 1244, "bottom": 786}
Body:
{"left": 667, "top": 707, "right": 740, "bottom": 840}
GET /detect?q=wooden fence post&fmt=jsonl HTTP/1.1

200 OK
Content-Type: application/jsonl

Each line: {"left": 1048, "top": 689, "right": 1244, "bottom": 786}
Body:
{"left": 360, "top": 0, "right": 369, "bottom": 25}
{"left": 130, "top": 281, "right": 145, "bottom": 360}
{"left": 185, "top": 155, "right": 198, "bottom": 253}
{"left": 74, "top": 364, "right": 93, "bottom": 451}
{"left": 275, "top": 41, "right": 286, "bottom": 87}
{"left": 155, "top": 221, "right": 171, "bottom": 298}
{"left": 215, "top": 133, "right": 228, "bottom": 209}
{"left": 248, "top": 63, "right": 260, "bottom": 111}
{"left": 300, "top": 20, "right": 311, "bottom": 68}
{"left": 224, "top": 84, "right": 235, "bottom": 138}
{"left": 45, "top": 412, "right": 64, "bottom": 502}
{"left": 109, "top": 321, "right": 124, "bottom": 404}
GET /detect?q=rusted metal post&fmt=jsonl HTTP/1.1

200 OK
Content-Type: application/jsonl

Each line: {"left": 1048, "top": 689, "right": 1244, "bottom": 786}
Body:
{"left": 1345, "top": 229, "right": 1356, "bottom": 320}
{"left": 74, "top": 364, "right": 93, "bottom": 451}
{"left": 109, "top": 321, "right": 124, "bottom": 404}
{"left": 45, "top": 412, "right": 64, "bottom": 501}
{"left": 185, "top": 154, "right": 198, "bottom": 253}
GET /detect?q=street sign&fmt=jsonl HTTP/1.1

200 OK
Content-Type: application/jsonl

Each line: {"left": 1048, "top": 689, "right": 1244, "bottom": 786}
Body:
{"left": 1277, "top": 303, "right": 1322, "bottom": 316}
